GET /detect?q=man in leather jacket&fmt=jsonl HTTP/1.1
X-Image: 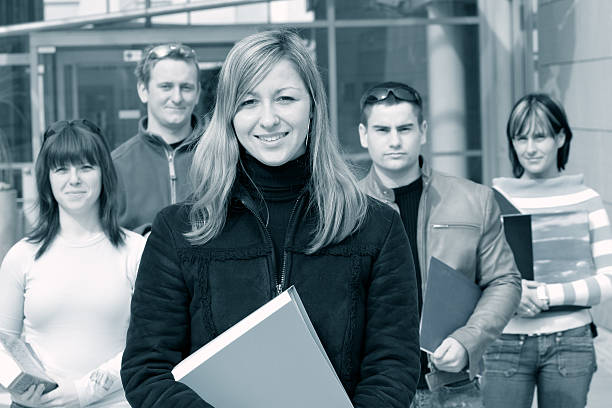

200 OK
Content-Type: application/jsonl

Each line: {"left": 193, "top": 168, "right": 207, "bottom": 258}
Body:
{"left": 357, "top": 81, "right": 521, "bottom": 407}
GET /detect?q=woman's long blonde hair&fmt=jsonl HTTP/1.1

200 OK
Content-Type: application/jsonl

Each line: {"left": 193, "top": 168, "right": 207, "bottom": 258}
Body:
{"left": 187, "top": 29, "right": 367, "bottom": 253}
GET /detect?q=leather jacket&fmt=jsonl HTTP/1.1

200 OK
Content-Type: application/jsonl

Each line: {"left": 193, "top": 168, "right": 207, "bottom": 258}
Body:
{"left": 121, "top": 185, "right": 421, "bottom": 407}
{"left": 359, "top": 158, "right": 521, "bottom": 380}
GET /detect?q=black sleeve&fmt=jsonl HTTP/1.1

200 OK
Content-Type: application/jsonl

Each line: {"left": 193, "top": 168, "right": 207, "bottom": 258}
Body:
{"left": 121, "top": 210, "right": 214, "bottom": 408}
{"left": 352, "top": 209, "right": 420, "bottom": 407}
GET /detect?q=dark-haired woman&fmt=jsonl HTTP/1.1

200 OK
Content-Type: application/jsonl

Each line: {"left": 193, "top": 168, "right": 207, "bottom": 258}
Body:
{"left": 0, "top": 120, "right": 145, "bottom": 407}
{"left": 121, "top": 29, "right": 420, "bottom": 408}
{"left": 482, "top": 93, "right": 612, "bottom": 408}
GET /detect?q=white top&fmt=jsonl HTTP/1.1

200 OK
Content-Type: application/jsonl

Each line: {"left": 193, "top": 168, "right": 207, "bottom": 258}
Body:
{"left": 0, "top": 229, "right": 145, "bottom": 407}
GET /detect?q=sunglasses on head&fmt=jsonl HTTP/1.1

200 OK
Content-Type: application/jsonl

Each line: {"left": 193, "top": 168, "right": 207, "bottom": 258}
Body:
{"left": 145, "top": 43, "right": 196, "bottom": 61}
{"left": 360, "top": 85, "right": 422, "bottom": 110}
{"left": 43, "top": 119, "right": 103, "bottom": 142}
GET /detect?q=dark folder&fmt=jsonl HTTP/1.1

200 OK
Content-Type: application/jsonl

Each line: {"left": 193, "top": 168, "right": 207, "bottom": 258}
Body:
{"left": 493, "top": 189, "right": 520, "bottom": 215}
{"left": 494, "top": 189, "right": 534, "bottom": 280}
{"left": 419, "top": 257, "right": 482, "bottom": 354}
{"left": 502, "top": 214, "right": 534, "bottom": 280}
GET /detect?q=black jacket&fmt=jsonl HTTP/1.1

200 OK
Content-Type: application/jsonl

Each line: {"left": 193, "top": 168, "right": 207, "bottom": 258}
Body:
{"left": 121, "top": 187, "right": 420, "bottom": 407}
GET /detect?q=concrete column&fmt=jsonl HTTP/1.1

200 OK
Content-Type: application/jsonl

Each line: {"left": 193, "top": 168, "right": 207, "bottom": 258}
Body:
{"left": 477, "top": 0, "right": 514, "bottom": 183}
{"left": 426, "top": 2, "right": 467, "bottom": 177}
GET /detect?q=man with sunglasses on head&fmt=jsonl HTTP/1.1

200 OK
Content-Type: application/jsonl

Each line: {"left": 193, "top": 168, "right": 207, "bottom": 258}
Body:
{"left": 357, "top": 81, "right": 521, "bottom": 408}
{"left": 112, "top": 43, "right": 202, "bottom": 234}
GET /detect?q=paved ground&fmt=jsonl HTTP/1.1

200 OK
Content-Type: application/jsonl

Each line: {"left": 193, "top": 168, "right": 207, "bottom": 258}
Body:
{"left": 2, "top": 328, "right": 611, "bottom": 407}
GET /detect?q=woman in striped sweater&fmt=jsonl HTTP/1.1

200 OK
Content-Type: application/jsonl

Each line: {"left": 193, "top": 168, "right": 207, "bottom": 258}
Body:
{"left": 482, "top": 93, "right": 612, "bottom": 408}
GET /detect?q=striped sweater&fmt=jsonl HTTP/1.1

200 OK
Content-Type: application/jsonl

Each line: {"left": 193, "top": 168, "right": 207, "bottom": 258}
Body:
{"left": 494, "top": 174, "right": 612, "bottom": 334}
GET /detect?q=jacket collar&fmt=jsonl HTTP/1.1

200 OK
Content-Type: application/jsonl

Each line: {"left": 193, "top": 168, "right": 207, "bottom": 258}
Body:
{"left": 138, "top": 115, "right": 201, "bottom": 151}
{"left": 363, "top": 156, "right": 432, "bottom": 207}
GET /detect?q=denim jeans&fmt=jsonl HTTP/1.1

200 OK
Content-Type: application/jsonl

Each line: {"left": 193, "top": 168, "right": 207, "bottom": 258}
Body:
{"left": 410, "top": 379, "right": 483, "bottom": 408}
{"left": 481, "top": 324, "right": 596, "bottom": 408}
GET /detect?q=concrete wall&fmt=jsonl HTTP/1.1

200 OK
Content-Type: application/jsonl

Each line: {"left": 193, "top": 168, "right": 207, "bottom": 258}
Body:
{"left": 537, "top": 0, "right": 612, "bottom": 329}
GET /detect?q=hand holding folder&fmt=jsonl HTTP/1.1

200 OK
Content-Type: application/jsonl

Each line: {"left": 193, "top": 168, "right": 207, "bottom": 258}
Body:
{"left": 419, "top": 257, "right": 481, "bottom": 355}
{"left": 495, "top": 189, "right": 594, "bottom": 312}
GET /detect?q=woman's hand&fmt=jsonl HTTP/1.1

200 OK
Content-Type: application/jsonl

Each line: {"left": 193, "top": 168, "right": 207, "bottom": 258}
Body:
{"left": 11, "top": 379, "right": 81, "bottom": 407}
{"left": 517, "top": 280, "right": 549, "bottom": 317}
{"left": 38, "top": 378, "right": 80, "bottom": 407}
{"left": 9, "top": 383, "right": 46, "bottom": 407}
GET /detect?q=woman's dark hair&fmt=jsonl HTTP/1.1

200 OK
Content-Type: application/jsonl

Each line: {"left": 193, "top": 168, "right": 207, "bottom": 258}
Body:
{"left": 27, "top": 119, "right": 124, "bottom": 258}
{"left": 506, "top": 93, "right": 572, "bottom": 178}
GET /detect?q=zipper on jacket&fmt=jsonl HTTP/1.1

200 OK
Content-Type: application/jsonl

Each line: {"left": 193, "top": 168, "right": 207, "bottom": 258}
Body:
{"left": 277, "top": 197, "right": 302, "bottom": 296}
{"left": 431, "top": 223, "right": 480, "bottom": 229}
{"left": 167, "top": 150, "right": 177, "bottom": 204}
{"left": 417, "top": 177, "right": 430, "bottom": 288}
{"left": 240, "top": 199, "right": 278, "bottom": 295}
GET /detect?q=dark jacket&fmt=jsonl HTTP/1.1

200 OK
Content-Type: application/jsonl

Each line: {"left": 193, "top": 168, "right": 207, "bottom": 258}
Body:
{"left": 121, "top": 187, "right": 421, "bottom": 407}
{"left": 111, "top": 116, "right": 201, "bottom": 233}
{"left": 359, "top": 158, "right": 521, "bottom": 381}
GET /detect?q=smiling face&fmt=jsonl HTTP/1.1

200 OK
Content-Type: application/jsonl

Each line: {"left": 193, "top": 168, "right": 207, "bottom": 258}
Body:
{"left": 138, "top": 58, "right": 200, "bottom": 141}
{"left": 232, "top": 58, "right": 311, "bottom": 166}
{"left": 512, "top": 120, "right": 565, "bottom": 179}
{"left": 359, "top": 101, "right": 426, "bottom": 185}
{"left": 49, "top": 163, "right": 102, "bottom": 218}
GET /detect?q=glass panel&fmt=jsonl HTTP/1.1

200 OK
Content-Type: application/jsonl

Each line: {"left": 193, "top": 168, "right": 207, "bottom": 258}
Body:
{"left": 41, "top": 53, "right": 58, "bottom": 127}
{"left": 189, "top": 6, "right": 250, "bottom": 25}
{"left": 336, "top": 24, "right": 481, "bottom": 182}
{"left": 0, "top": 66, "right": 32, "bottom": 164}
{"left": 187, "top": 1, "right": 317, "bottom": 25}
{"left": 43, "top": 0, "right": 146, "bottom": 20}
{"left": 151, "top": 13, "right": 190, "bottom": 25}
{"left": 334, "top": 0, "right": 477, "bottom": 20}
{"left": 269, "top": 0, "right": 316, "bottom": 23}
{"left": 0, "top": 35, "right": 29, "bottom": 53}
{"left": 76, "top": 64, "right": 144, "bottom": 149}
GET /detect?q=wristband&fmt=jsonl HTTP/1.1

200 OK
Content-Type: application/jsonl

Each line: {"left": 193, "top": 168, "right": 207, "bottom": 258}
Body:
{"left": 536, "top": 285, "right": 549, "bottom": 306}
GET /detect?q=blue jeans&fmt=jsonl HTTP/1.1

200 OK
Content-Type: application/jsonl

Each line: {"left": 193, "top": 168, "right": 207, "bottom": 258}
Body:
{"left": 482, "top": 325, "right": 596, "bottom": 408}
{"left": 410, "top": 379, "right": 483, "bottom": 408}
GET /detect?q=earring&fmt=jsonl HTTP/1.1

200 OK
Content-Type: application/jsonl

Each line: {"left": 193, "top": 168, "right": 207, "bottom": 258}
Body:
{"left": 305, "top": 118, "right": 312, "bottom": 147}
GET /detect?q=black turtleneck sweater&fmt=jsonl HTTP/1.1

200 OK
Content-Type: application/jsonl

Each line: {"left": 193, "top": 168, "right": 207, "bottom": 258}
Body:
{"left": 239, "top": 152, "right": 310, "bottom": 272}
{"left": 392, "top": 177, "right": 430, "bottom": 388}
